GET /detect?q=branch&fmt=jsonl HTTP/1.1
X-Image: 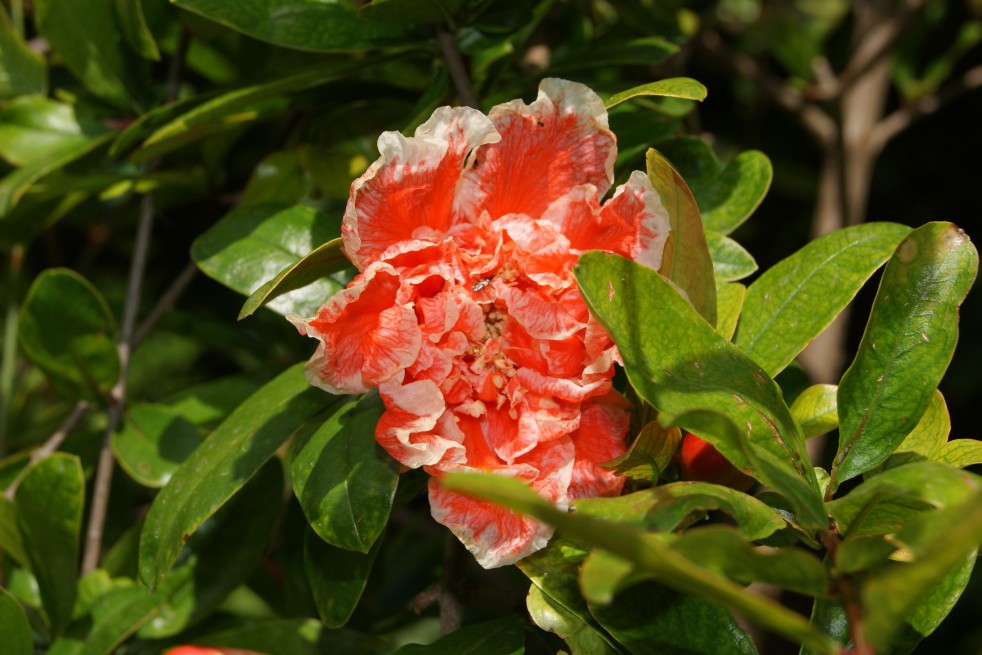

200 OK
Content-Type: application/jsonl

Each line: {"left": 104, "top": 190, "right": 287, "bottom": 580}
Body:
{"left": 436, "top": 27, "right": 479, "bottom": 109}
{"left": 699, "top": 31, "right": 836, "bottom": 145}
{"left": 132, "top": 261, "right": 198, "bottom": 347}
{"left": 870, "top": 63, "right": 982, "bottom": 152}
{"left": 4, "top": 401, "right": 90, "bottom": 500}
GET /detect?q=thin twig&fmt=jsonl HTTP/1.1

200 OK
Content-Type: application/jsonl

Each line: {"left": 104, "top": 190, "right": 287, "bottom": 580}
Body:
{"left": 4, "top": 401, "right": 90, "bottom": 500}
{"left": 81, "top": 192, "right": 156, "bottom": 575}
{"left": 870, "top": 63, "right": 982, "bottom": 152}
{"left": 0, "top": 244, "right": 24, "bottom": 457}
{"left": 436, "top": 27, "right": 479, "bottom": 109}
{"left": 699, "top": 31, "right": 836, "bottom": 145}
{"left": 132, "top": 261, "right": 198, "bottom": 347}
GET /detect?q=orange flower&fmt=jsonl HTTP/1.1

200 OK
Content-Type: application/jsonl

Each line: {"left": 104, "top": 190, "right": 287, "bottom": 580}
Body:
{"left": 292, "top": 79, "right": 669, "bottom": 567}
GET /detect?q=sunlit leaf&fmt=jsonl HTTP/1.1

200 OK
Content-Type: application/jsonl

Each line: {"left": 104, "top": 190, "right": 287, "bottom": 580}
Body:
{"left": 833, "top": 223, "right": 978, "bottom": 488}
{"left": 605, "top": 77, "right": 707, "bottom": 108}
{"left": 601, "top": 421, "right": 680, "bottom": 483}
{"left": 707, "top": 231, "right": 758, "bottom": 282}
{"left": 139, "top": 364, "right": 335, "bottom": 590}
{"left": 790, "top": 384, "right": 838, "bottom": 439}
{"left": 715, "top": 282, "right": 745, "bottom": 341}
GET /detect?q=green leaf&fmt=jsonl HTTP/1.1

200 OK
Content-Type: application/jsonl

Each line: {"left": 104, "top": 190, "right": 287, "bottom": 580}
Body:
{"left": 75, "top": 585, "right": 161, "bottom": 655}
{"left": 827, "top": 462, "right": 977, "bottom": 537}
{"left": 800, "top": 599, "right": 848, "bottom": 655}
{"left": 861, "top": 490, "right": 982, "bottom": 651}
{"left": 587, "top": 580, "right": 758, "bottom": 655}
{"left": 239, "top": 149, "right": 311, "bottom": 207}
{"left": 647, "top": 148, "right": 717, "bottom": 326}
{"left": 0, "top": 10, "right": 47, "bottom": 99}
{"left": 291, "top": 392, "right": 397, "bottom": 553}
{"left": 715, "top": 282, "right": 745, "bottom": 341}
{"left": 574, "top": 252, "right": 824, "bottom": 530}
{"left": 935, "top": 439, "right": 982, "bottom": 469}
{"left": 0, "top": 494, "right": 28, "bottom": 567}
{"left": 34, "top": 0, "right": 146, "bottom": 110}
{"left": 601, "top": 422, "right": 680, "bottom": 483}
{"left": 790, "top": 384, "right": 838, "bottom": 439}
{"left": 113, "top": 0, "right": 160, "bottom": 60}
{"left": 173, "top": 0, "right": 417, "bottom": 52}
{"left": 575, "top": 482, "right": 787, "bottom": 542}
{"left": 707, "top": 231, "right": 758, "bottom": 282}
{"left": 654, "top": 137, "right": 772, "bottom": 235}
{"left": 134, "top": 56, "right": 389, "bottom": 159}
{"left": 442, "top": 473, "right": 839, "bottom": 655}
{"left": 239, "top": 237, "right": 350, "bottom": 320}
{"left": 873, "top": 390, "right": 949, "bottom": 471}
{"left": 140, "top": 460, "right": 282, "bottom": 637}
{"left": 15, "top": 453, "right": 84, "bottom": 632}
{"left": 394, "top": 616, "right": 525, "bottom": 654}
{"left": 552, "top": 37, "right": 678, "bottom": 71}
{"left": 192, "top": 618, "right": 391, "bottom": 655}
{"left": 736, "top": 222, "right": 912, "bottom": 377}
{"left": 832, "top": 222, "right": 978, "bottom": 488}
{"left": 163, "top": 371, "right": 273, "bottom": 428}
{"left": 18, "top": 268, "right": 119, "bottom": 402}
{"left": 605, "top": 77, "right": 707, "bottom": 109}
{"left": 305, "top": 528, "right": 381, "bottom": 628}
{"left": 526, "top": 585, "right": 618, "bottom": 655}
{"left": 359, "top": 0, "right": 467, "bottom": 24}
{"left": 139, "top": 363, "right": 334, "bottom": 590}
{"left": 517, "top": 538, "right": 621, "bottom": 655}
{"left": 192, "top": 204, "right": 345, "bottom": 318}
{"left": 0, "top": 586, "right": 32, "bottom": 655}
{"left": 111, "top": 404, "right": 202, "bottom": 488}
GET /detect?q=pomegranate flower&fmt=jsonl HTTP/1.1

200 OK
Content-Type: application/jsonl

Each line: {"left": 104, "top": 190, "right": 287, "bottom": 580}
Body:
{"left": 291, "top": 79, "right": 670, "bottom": 568}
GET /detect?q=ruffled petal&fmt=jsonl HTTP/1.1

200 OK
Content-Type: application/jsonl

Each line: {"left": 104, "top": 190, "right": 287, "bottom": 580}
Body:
{"left": 428, "top": 436, "right": 574, "bottom": 568}
{"left": 455, "top": 79, "right": 615, "bottom": 222}
{"left": 568, "top": 398, "right": 630, "bottom": 499}
{"left": 496, "top": 282, "right": 583, "bottom": 341}
{"left": 294, "top": 264, "right": 420, "bottom": 394}
{"left": 376, "top": 378, "right": 464, "bottom": 468}
{"left": 343, "top": 107, "right": 499, "bottom": 270}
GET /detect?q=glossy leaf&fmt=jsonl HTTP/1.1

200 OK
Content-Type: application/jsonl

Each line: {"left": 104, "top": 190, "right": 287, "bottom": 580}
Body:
{"left": 394, "top": 617, "right": 525, "bottom": 654}
{"left": 526, "top": 585, "right": 617, "bottom": 655}
{"left": 832, "top": 223, "right": 978, "bottom": 488}
{"left": 654, "top": 137, "right": 772, "bottom": 235}
{"left": 0, "top": 10, "right": 46, "bottom": 99}
{"left": 828, "top": 462, "right": 977, "bottom": 537}
{"left": 239, "top": 237, "right": 350, "bottom": 319}
{"left": 648, "top": 148, "right": 717, "bottom": 326}
{"left": 192, "top": 204, "right": 345, "bottom": 318}
{"left": 0, "top": 586, "right": 31, "bottom": 655}
{"left": 359, "top": 0, "right": 467, "bottom": 24}
{"left": 72, "top": 586, "right": 161, "bottom": 655}
{"left": 113, "top": 0, "right": 160, "bottom": 60}
{"left": 443, "top": 472, "right": 839, "bottom": 655}
{"left": 163, "top": 372, "right": 273, "bottom": 427}
{"left": 518, "top": 537, "right": 620, "bottom": 655}
{"left": 191, "top": 618, "right": 391, "bottom": 655}
{"left": 575, "top": 252, "right": 824, "bottom": 530}
{"left": 139, "top": 364, "right": 333, "bottom": 590}
{"left": 707, "top": 231, "right": 758, "bottom": 282}
{"left": 587, "top": 580, "right": 758, "bottom": 655}
{"left": 141, "top": 461, "right": 282, "bottom": 637}
{"left": 18, "top": 268, "right": 119, "bottom": 402}
{"left": 0, "top": 494, "right": 28, "bottom": 567}
{"left": 601, "top": 421, "right": 680, "bottom": 483}
{"left": 800, "top": 599, "right": 849, "bottom": 655}
{"left": 291, "top": 392, "right": 397, "bottom": 553}
{"left": 305, "top": 527, "right": 381, "bottom": 628}
{"left": 737, "top": 222, "right": 911, "bottom": 377}
{"left": 34, "top": 0, "right": 145, "bottom": 110}
{"left": 575, "top": 482, "right": 787, "bottom": 542}
{"left": 790, "top": 385, "right": 838, "bottom": 439}
{"left": 604, "top": 77, "right": 707, "bottom": 108}
{"left": 715, "top": 282, "right": 745, "bottom": 341}
{"left": 862, "top": 490, "right": 982, "bottom": 651}
{"left": 873, "top": 390, "right": 949, "bottom": 471}
{"left": 15, "top": 453, "right": 84, "bottom": 632}
{"left": 0, "top": 96, "right": 102, "bottom": 166}
{"left": 111, "top": 404, "right": 202, "bottom": 488}
{"left": 173, "top": 0, "right": 416, "bottom": 52}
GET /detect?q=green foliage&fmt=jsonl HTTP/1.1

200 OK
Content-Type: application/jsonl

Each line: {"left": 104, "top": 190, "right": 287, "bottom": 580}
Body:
{"left": 1, "top": 2, "right": 979, "bottom": 655}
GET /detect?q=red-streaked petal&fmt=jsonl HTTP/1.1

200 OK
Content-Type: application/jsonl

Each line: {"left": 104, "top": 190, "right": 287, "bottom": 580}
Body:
{"left": 495, "top": 282, "right": 583, "bottom": 341}
{"left": 569, "top": 398, "right": 630, "bottom": 500}
{"left": 428, "top": 436, "right": 574, "bottom": 568}
{"left": 514, "top": 368, "right": 611, "bottom": 403}
{"left": 455, "top": 79, "right": 615, "bottom": 222}
{"left": 342, "top": 107, "right": 498, "bottom": 270}
{"left": 295, "top": 264, "right": 420, "bottom": 394}
{"left": 376, "top": 378, "right": 464, "bottom": 468}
